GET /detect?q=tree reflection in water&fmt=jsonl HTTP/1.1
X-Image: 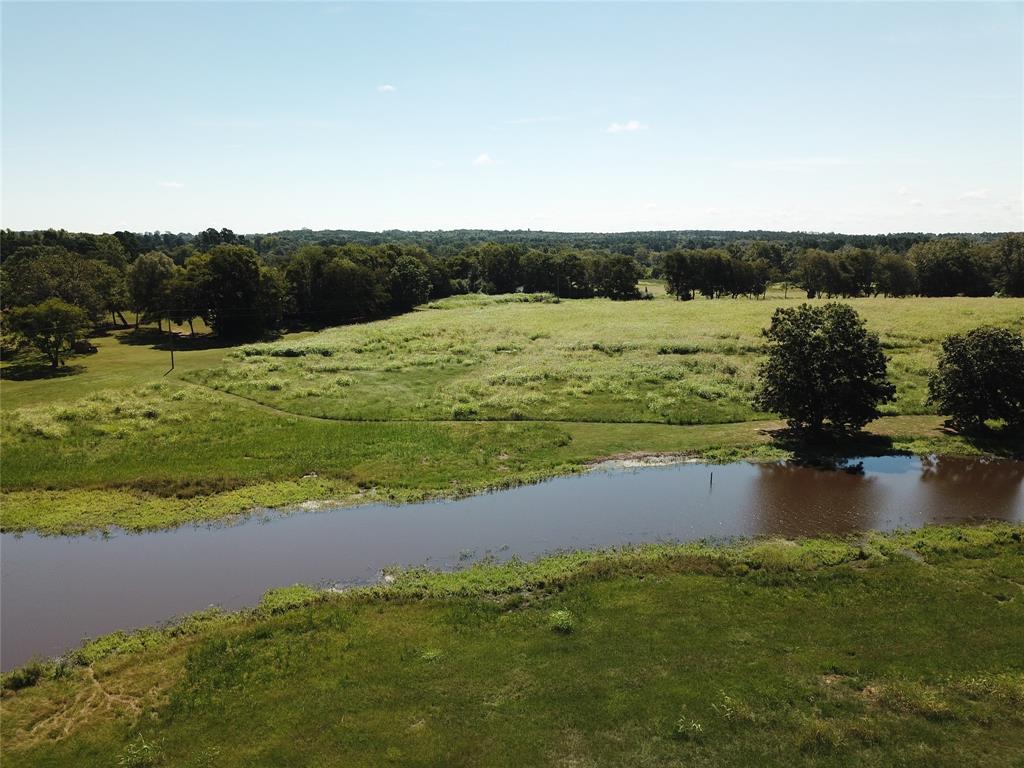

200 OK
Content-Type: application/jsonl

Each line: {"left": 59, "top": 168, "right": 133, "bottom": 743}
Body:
{"left": 917, "top": 456, "right": 1024, "bottom": 523}
{"left": 748, "top": 461, "right": 883, "bottom": 538}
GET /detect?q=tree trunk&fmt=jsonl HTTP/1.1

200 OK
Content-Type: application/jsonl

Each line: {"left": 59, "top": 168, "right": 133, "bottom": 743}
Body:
{"left": 117, "top": 311, "right": 128, "bottom": 326}
{"left": 188, "top": 318, "right": 195, "bottom": 337}
{"left": 135, "top": 312, "right": 140, "bottom": 330}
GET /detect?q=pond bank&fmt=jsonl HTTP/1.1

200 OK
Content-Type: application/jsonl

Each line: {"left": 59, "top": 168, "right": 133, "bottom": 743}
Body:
{"left": 3, "top": 523, "right": 1023, "bottom": 766}
{"left": 3, "top": 455, "right": 1021, "bottom": 670}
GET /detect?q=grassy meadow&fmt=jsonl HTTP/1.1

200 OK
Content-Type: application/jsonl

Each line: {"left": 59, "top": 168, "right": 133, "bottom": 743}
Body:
{"left": 2, "top": 524, "right": 1023, "bottom": 766}
{"left": 190, "top": 292, "right": 1024, "bottom": 423}
{"left": 2, "top": 290, "right": 1022, "bottom": 534}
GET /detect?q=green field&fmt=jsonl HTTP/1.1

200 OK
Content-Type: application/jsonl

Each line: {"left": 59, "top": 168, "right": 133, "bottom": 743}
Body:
{"left": 3, "top": 525, "right": 1022, "bottom": 766}
{"left": 2, "top": 291, "right": 1022, "bottom": 534}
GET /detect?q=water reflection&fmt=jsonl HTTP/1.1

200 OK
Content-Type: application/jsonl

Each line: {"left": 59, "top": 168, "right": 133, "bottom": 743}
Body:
{"left": 2, "top": 455, "right": 1021, "bottom": 670}
{"left": 917, "top": 456, "right": 1024, "bottom": 523}
{"left": 748, "top": 461, "right": 882, "bottom": 537}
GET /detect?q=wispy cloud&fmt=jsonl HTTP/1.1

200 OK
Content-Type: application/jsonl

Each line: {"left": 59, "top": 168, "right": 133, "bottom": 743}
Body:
{"left": 158, "top": 181, "right": 185, "bottom": 189}
{"left": 606, "top": 119, "right": 647, "bottom": 134}
{"left": 958, "top": 188, "right": 989, "bottom": 200}
{"left": 473, "top": 153, "right": 495, "bottom": 166}
{"left": 505, "top": 116, "right": 566, "bottom": 125}
{"left": 731, "top": 157, "right": 859, "bottom": 171}
{"left": 377, "top": 84, "right": 397, "bottom": 93}
{"left": 897, "top": 185, "right": 911, "bottom": 196}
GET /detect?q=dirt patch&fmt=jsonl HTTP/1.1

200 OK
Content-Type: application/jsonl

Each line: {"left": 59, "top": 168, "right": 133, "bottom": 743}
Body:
{"left": 587, "top": 452, "right": 700, "bottom": 469}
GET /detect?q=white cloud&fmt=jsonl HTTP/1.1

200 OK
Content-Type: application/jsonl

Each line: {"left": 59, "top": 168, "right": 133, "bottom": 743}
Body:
{"left": 377, "top": 84, "right": 397, "bottom": 93}
{"left": 897, "top": 185, "right": 911, "bottom": 196}
{"left": 606, "top": 119, "right": 647, "bottom": 134}
{"left": 909, "top": 199, "right": 924, "bottom": 207}
{"left": 958, "top": 188, "right": 989, "bottom": 200}
{"left": 158, "top": 181, "right": 185, "bottom": 189}
{"left": 644, "top": 202, "right": 658, "bottom": 210}
{"left": 473, "top": 153, "right": 495, "bottom": 166}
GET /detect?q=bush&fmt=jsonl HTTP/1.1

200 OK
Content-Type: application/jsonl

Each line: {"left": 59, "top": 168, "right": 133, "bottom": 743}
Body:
{"left": 754, "top": 303, "right": 895, "bottom": 432}
{"left": 927, "top": 325, "right": 1024, "bottom": 428}
{"left": 118, "top": 735, "right": 164, "bottom": 767}
{"left": 548, "top": 609, "right": 576, "bottom": 634}
{"left": 1, "top": 659, "right": 46, "bottom": 691}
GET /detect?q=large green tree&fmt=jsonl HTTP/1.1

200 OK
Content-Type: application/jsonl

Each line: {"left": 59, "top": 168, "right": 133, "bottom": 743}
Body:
{"left": 927, "top": 326, "right": 1024, "bottom": 429}
{"left": 2, "top": 247, "right": 110, "bottom": 321}
{"left": 909, "top": 239, "right": 992, "bottom": 297}
{"left": 127, "top": 251, "right": 176, "bottom": 328}
{"left": 991, "top": 233, "right": 1024, "bottom": 297}
{"left": 387, "top": 253, "right": 431, "bottom": 312}
{"left": 6, "top": 299, "right": 91, "bottom": 368}
{"left": 192, "top": 245, "right": 282, "bottom": 338}
{"left": 754, "top": 303, "right": 895, "bottom": 432}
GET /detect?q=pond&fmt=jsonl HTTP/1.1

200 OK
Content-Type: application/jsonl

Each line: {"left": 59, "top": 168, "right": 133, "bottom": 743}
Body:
{"left": 2, "top": 455, "right": 1021, "bottom": 670}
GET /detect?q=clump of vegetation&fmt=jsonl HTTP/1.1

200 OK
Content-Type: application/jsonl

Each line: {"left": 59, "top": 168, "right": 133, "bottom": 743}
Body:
{"left": 117, "top": 735, "right": 164, "bottom": 768}
{"left": 548, "top": 609, "right": 576, "bottom": 634}
{"left": 258, "top": 584, "right": 325, "bottom": 615}
{"left": 927, "top": 325, "right": 1024, "bottom": 429}
{"left": 674, "top": 714, "right": 705, "bottom": 741}
{"left": 754, "top": 302, "right": 895, "bottom": 432}
{"left": 1, "top": 660, "right": 45, "bottom": 692}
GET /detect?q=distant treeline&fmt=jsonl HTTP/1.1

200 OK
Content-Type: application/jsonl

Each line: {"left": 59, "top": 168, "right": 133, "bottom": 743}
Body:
{"left": 660, "top": 235, "right": 1024, "bottom": 300}
{"left": 1, "top": 228, "right": 1021, "bottom": 341}
{"left": 0, "top": 229, "right": 644, "bottom": 340}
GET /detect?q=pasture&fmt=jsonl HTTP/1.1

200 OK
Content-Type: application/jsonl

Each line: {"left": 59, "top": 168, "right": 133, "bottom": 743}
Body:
{"left": 2, "top": 291, "right": 1022, "bottom": 534}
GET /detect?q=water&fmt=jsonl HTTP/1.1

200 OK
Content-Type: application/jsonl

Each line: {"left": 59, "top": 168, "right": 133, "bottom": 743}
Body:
{"left": 2, "top": 455, "right": 1021, "bottom": 670}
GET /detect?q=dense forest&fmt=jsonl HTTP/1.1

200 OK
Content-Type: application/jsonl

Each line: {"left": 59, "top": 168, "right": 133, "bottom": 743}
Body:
{"left": 1, "top": 228, "right": 1021, "bottom": 350}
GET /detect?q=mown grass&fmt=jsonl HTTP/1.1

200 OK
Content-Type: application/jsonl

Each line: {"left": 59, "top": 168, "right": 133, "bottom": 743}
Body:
{"left": 3, "top": 524, "right": 1022, "bottom": 766}
{"left": 2, "top": 293, "right": 1022, "bottom": 534}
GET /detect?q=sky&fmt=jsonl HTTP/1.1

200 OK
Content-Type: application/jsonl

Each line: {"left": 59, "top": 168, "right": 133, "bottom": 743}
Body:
{"left": 2, "top": 1, "right": 1022, "bottom": 235}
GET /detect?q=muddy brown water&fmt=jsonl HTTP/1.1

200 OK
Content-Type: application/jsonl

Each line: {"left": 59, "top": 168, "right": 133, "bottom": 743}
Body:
{"left": 2, "top": 455, "right": 1021, "bottom": 670}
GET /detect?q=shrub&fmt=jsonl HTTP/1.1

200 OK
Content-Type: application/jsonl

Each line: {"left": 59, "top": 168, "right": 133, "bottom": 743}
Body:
{"left": 548, "top": 609, "right": 576, "bottom": 634}
{"left": 1, "top": 659, "right": 46, "bottom": 691}
{"left": 927, "top": 325, "right": 1024, "bottom": 428}
{"left": 754, "top": 303, "right": 895, "bottom": 432}
{"left": 118, "top": 735, "right": 164, "bottom": 767}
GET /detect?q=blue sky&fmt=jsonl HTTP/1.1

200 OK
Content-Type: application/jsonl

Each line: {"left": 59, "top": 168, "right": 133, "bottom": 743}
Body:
{"left": 2, "top": 2, "right": 1021, "bottom": 234}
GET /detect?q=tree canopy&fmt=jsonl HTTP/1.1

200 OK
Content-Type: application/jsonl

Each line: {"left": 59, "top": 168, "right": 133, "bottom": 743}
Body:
{"left": 754, "top": 303, "right": 896, "bottom": 432}
{"left": 927, "top": 326, "right": 1024, "bottom": 429}
{"left": 6, "top": 299, "right": 92, "bottom": 368}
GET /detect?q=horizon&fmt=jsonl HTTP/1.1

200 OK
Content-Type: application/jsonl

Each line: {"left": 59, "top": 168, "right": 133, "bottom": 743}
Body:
{"left": 3, "top": 225, "right": 1018, "bottom": 239}
{"left": 2, "top": 2, "right": 1022, "bottom": 234}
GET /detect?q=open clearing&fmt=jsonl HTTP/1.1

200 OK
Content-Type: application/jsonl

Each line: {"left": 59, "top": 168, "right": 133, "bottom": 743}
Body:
{"left": 2, "top": 291, "right": 1022, "bottom": 534}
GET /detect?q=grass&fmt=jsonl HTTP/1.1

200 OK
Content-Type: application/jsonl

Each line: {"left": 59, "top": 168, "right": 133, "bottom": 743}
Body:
{"left": 188, "top": 292, "right": 1024, "bottom": 423}
{"left": 2, "top": 292, "right": 1022, "bottom": 534}
{"left": 2, "top": 523, "right": 1022, "bottom": 766}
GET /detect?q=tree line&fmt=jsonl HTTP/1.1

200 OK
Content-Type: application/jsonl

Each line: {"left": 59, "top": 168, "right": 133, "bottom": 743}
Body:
{"left": 0, "top": 230, "right": 648, "bottom": 366}
{"left": 2, "top": 228, "right": 1021, "bottom": 369}
{"left": 659, "top": 234, "right": 1024, "bottom": 300}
